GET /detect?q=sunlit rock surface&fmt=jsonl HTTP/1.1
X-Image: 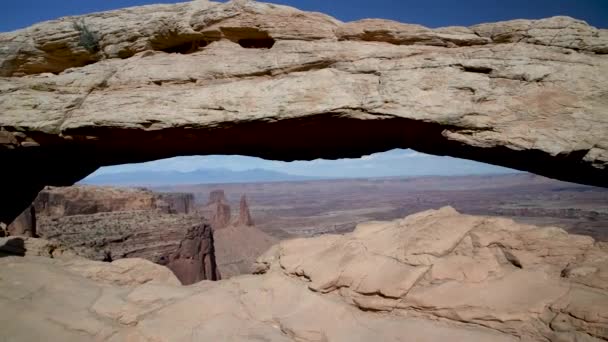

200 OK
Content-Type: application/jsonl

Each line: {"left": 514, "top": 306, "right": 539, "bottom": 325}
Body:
{"left": 1, "top": 208, "right": 606, "bottom": 341}
{"left": 1, "top": 1, "right": 607, "bottom": 225}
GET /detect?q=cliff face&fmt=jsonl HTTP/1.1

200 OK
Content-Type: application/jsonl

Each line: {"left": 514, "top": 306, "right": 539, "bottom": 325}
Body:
{"left": 236, "top": 194, "right": 254, "bottom": 227}
{"left": 206, "top": 189, "right": 232, "bottom": 229}
{"left": 26, "top": 185, "right": 223, "bottom": 284}
{"left": 31, "top": 186, "right": 194, "bottom": 216}
{"left": 160, "top": 223, "right": 220, "bottom": 284}
{"left": 211, "top": 201, "right": 232, "bottom": 229}
{"left": 156, "top": 192, "right": 195, "bottom": 214}
{"left": 27, "top": 185, "right": 276, "bottom": 283}
{"left": 208, "top": 190, "right": 227, "bottom": 205}
{"left": 34, "top": 186, "right": 158, "bottom": 216}
{"left": 204, "top": 189, "right": 277, "bottom": 278}
{"left": 6, "top": 205, "right": 36, "bottom": 237}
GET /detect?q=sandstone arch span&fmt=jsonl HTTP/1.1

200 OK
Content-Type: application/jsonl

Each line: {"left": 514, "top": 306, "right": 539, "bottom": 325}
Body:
{"left": 1, "top": 0, "right": 607, "bottom": 224}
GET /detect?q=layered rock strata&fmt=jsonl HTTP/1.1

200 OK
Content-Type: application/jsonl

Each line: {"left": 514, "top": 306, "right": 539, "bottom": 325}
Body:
{"left": 33, "top": 186, "right": 190, "bottom": 217}
{"left": 22, "top": 185, "right": 271, "bottom": 282}
{"left": 1, "top": 1, "right": 607, "bottom": 224}
{"left": 160, "top": 223, "right": 220, "bottom": 284}
{"left": 236, "top": 194, "right": 254, "bottom": 226}
{"left": 202, "top": 189, "right": 277, "bottom": 277}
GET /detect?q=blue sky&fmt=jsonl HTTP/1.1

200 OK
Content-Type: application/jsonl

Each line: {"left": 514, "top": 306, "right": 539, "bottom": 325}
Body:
{"left": 3, "top": 1, "right": 605, "bottom": 179}
{"left": 1, "top": 0, "right": 606, "bottom": 31}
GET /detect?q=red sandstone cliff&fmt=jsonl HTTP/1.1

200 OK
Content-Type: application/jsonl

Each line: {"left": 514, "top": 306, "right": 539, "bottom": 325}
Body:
{"left": 159, "top": 223, "right": 220, "bottom": 284}
{"left": 28, "top": 186, "right": 221, "bottom": 284}
{"left": 211, "top": 201, "right": 231, "bottom": 229}
{"left": 208, "top": 190, "right": 227, "bottom": 205}
{"left": 18, "top": 185, "right": 274, "bottom": 282}
{"left": 235, "top": 195, "right": 254, "bottom": 226}
{"left": 33, "top": 186, "right": 194, "bottom": 217}
{"left": 207, "top": 191, "right": 276, "bottom": 278}
{"left": 207, "top": 190, "right": 231, "bottom": 229}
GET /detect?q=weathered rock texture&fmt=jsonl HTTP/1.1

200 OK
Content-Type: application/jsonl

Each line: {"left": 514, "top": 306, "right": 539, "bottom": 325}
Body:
{"left": 33, "top": 186, "right": 202, "bottom": 261}
{"left": 160, "top": 223, "right": 220, "bottom": 284}
{"left": 202, "top": 189, "right": 277, "bottom": 277}
{"left": 34, "top": 185, "right": 191, "bottom": 216}
{"left": 38, "top": 207, "right": 204, "bottom": 261}
{"left": 32, "top": 186, "right": 219, "bottom": 281}
{"left": 205, "top": 189, "right": 231, "bottom": 229}
{"left": 155, "top": 192, "right": 195, "bottom": 214}
{"left": 32, "top": 185, "right": 270, "bottom": 281}
{"left": 236, "top": 194, "right": 254, "bottom": 226}
{"left": 2, "top": 208, "right": 607, "bottom": 341}
{"left": 0, "top": 0, "right": 607, "bottom": 224}
{"left": 211, "top": 200, "right": 232, "bottom": 229}
{"left": 208, "top": 189, "right": 227, "bottom": 205}
{"left": 6, "top": 205, "right": 36, "bottom": 237}
{"left": 0, "top": 236, "right": 74, "bottom": 258}
{"left": 214, "top": 223, "right": 277, "bottom": 278}
{"left": 255, "top": 207, "right": 608, "bottom": 341}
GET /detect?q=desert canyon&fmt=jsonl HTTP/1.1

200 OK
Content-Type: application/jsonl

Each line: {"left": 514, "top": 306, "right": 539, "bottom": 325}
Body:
{"left": 1, "top": 0, "right": 608, "bottom": 341}
{"left": 3, "top": 185, "right": 275, "bottom": 283}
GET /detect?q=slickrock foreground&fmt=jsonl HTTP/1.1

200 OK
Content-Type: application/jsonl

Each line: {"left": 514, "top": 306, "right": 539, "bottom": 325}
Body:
{"left": 1, "top": 0, "right": 608, "bottom": 225}
{"left": 1, "top": 208, "right": 606, "bottom": 341}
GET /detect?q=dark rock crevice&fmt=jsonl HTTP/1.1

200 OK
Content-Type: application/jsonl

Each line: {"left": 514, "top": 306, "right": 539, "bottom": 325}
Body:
{"left": 237, "top": 37, "right": 275, "bottom": 49}
{"left": 159, "top": 39, "right": 209, "bottom": 54}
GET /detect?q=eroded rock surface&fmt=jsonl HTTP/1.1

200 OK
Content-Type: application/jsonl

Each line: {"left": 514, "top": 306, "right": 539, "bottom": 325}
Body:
{"left": 203, "top": 189, "right": 277, "bottom": 278}
{"left": 32, "top": 185, "right": 272, "bottom": 281}
{"left": 161, "top": 223, "right": 220, "bottom": 284}
{"left": 211, "top": 201, "right": 232, "bottom": 229}
{"left": 6, "top": 205, "right": 36, "bottom": 237}
{"left": 214, "top": 223, "right": 277, "bottom": 278}
{"left": 256, "top": 207, "right": 608, "bottom": 341}
{"left": 236, "top": 194, "right": 254, "bottom": 226}
{"left": 1, "top": 208, "right": 606, "bottom": 341}
{"left": 34, "top": 186, "right": 187, "bottom": 216}
{"left": 0, "top": 1, "right": 607, "bottom": 224}
{"left": 34, "top": 186, "right": 204, "bottom": 262}
{"left": 0, "top": 236, "right": 74, "bottom": 258}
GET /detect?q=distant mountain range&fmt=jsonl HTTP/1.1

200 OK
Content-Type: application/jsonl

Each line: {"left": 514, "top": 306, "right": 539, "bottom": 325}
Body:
{"left": 80, "top": 168, "right": 320, "bottom": 186}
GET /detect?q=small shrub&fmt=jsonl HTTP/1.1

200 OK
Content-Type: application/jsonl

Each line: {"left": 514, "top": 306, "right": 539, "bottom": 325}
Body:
{"left": 73, "top": 19, "right": 100, "bottom": 53}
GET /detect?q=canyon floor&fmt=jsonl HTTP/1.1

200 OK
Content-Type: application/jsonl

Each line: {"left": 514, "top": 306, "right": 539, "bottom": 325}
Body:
{"left": 156, "top": 173, "right": 608, "bottom": 241}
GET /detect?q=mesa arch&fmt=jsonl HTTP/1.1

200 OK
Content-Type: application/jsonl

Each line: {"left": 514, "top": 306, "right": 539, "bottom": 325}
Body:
{"left": 1, "top": 0, "right": 607, "bottom": 225}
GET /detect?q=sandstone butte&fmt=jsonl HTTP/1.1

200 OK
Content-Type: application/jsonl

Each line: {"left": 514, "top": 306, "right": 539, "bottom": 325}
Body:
{"left": 0, "top": 0, "right": 607, "bottom": 225}
{"left": 2, "top": 207, "right": 608, "bottom": 341}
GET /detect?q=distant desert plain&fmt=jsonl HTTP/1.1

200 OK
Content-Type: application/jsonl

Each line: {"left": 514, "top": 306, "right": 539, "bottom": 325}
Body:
{"left": 155, "top": 173, "right": 608, "bottom": 241}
